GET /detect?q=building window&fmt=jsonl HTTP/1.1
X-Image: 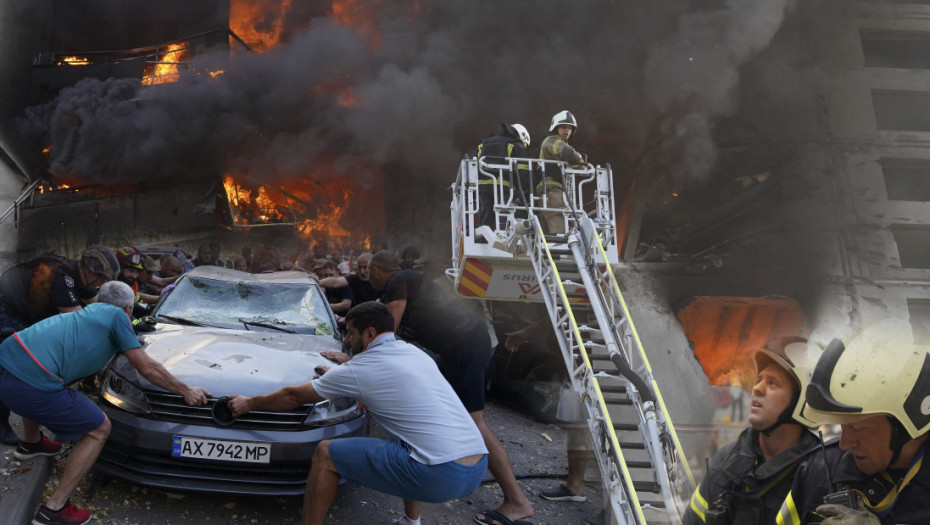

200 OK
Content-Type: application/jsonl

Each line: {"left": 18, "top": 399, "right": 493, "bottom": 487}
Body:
{"left": 907, "top": 299, "right": 930, "bottom": 344}
{"left": 892, "top": 224, "right": 930, "bottom": 269}
{"left": 879, "top": 158, "right": 930, "bottom": 201}
{"left": 872, "top": 90, "right": 930, "bottom": 132}
{"left": 862, "top": 30, "right": 930, "bottom": 69}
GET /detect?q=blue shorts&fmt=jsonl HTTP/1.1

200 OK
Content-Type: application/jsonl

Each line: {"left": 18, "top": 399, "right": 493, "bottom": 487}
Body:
{"left": 0, "top": 366, "right": 105, "bottom": 441}
{"left": 329, "top": 438, "right": 487, "bottom": 504}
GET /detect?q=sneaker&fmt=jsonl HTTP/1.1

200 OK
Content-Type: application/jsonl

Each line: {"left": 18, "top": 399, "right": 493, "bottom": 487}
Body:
{"left": 32, "top": 499, "right": 92, "bottom": 525}
{"left": 14, "top": 432, "right": 62, "bottom": 460}
{"left": 540, "top": 483, "right": 587, "bottom": 502}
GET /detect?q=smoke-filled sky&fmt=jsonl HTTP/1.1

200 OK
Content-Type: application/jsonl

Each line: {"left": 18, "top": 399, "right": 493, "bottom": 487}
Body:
{"left": 26, "top": 0, "right": 795, "bottom": 187}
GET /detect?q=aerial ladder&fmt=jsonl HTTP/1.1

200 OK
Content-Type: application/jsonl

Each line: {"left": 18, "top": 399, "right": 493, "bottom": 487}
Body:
{"left": 448, "top": 156, "right": 695, "bottom": 524}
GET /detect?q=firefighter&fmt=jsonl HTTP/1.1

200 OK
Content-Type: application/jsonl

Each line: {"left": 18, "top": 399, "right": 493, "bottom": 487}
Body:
{"left": 684, "top": 340, "right": 824, "bottom": 525}
{"left": 475, "top": 123, "right": 531, "bottom": 233}
{"left": 537, "top": 110, "right": 586, "bottom": 235}
{"left": 775, "top": 319, "right": 930, "bottom": 525}
{"left": 0, "top": 245, "right": 119, "bottom": 444}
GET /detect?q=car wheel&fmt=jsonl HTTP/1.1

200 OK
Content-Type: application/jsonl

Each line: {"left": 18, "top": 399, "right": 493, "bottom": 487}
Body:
{"left": 519, "top": 361, "right": 569, "bottom": 424}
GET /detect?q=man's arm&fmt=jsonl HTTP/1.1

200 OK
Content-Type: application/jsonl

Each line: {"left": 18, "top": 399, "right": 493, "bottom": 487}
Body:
{"left": 385, "top": 299, "right": 406, "bottom": 329}
{"left": 123, "top": 347, "right": 209, "bottom": 405}
{"left": 227, "top": 382, "right": 325, "bottom": 417}
{"left": 318, "top": 276, "right": 349, "bottom": 289}
{"left": 330, "top": 298, "right": 352, "bottom": 314}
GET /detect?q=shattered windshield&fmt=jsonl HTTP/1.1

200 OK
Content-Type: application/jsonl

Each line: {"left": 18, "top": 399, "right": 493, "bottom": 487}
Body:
{"left": 155, "top": 275, "right": 334, "bottom": 335}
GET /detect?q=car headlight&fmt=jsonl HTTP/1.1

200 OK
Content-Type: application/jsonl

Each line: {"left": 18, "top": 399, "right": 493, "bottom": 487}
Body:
{"left": 101, "top": 369, "right": 151, "bottom": 415}
{"left": 304, "top": 396, "right": 363, "bottom": 427}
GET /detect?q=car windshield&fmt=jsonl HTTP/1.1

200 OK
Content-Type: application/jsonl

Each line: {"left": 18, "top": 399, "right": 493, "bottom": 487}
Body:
{"left": 155, "top": 275, "right": 334, "bottom": 335}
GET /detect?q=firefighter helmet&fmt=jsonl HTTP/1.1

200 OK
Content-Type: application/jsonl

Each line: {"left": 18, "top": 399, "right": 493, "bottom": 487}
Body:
{"left": 80, "top": 245, "right": 119, "bottom": 280}
{"left": 803, "top": 318, "right": 930, "bottom": 439}
{"left": 753, "top": 340, "right": 823, "bottom": 430}
{"left": 549, "top": 110, "right": 578, "bottom": 132}
{"left": 511, "top": 123, "right": 531, "bottom": 148}
{"left": 116, "top": 246, "right": 143, "bottom": 270}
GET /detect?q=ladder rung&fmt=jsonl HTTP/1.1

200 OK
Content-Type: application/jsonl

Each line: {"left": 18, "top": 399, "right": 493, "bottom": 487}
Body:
{"left": 613, "top": 422, "right": 638, "bottom": 432}
{"left": 619, "top": 442, "right": 645, "bottom": 449}
{"left": 625, "top": 461, "right": 654, "bottom": 469}
{"left": 633, "top": 481, "right": 661, "bottom": 493}
{"left": 544, "top": 234, "right": 569, "bottom": 244}
{"left": 600, "top": 386, "right": 628, "bottom": 394}
{"left": 604, "top": 398, "right": 633, "bottom": 406}
{"left": 639, "top": 500, "right": 667, "bottom": 508}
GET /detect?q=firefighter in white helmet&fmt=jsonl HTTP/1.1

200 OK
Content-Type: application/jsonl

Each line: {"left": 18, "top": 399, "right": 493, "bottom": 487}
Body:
{"left": 775, "top": 318, "right": 930, "bottom": 525}
{"left": 474, "top": 123, "right": 532, "bottom": 232}
{"left": 537, "top": 110, "right": 586, "bottom": 235}
{"left": 684, "top": 340, "right": 824, "bottom": 525}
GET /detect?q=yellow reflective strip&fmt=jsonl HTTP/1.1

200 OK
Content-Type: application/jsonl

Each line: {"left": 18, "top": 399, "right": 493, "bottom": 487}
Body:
{"left": 689, "top": 487, "right": 708, "bottom": 521}
{"left": 476, "top": 179, "right": 511, "bottom": 186}
{"left": 776, "top": 492, "right": 800, "bottom": 525}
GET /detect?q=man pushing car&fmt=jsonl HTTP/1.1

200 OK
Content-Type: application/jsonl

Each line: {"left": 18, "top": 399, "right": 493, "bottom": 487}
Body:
{"left": 228, "top": 301, "right": 488, "bottom": 525}
{"left": 0, "top": 281, "right": 209, "bottom": 525}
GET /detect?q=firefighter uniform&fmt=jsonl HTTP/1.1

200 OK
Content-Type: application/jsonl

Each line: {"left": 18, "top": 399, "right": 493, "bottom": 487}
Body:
{"left": 776, "top": 439, "right": 930, "bottom": 525}
{"left": 475, "top": 129, "right": 530, "bottom": 230}
{"left": 538, "top": 133, "right": 584, "bottom": 235}
{"left": 685, "top": 428, "right": 821, "bottom": 525}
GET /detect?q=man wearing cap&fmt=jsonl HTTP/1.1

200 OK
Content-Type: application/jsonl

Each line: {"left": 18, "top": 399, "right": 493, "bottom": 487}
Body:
{"left": 0, "top": 245, "right": 118, "bottom": 444}
{"left": 684, "top": 340, "right": 823, "bottom": 525}
{"left": 775, "top": 319, "right": 930, "bottom": 525}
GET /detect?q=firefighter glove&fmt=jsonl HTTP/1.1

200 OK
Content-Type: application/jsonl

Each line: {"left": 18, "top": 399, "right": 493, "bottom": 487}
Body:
{"left": 132, "top": 316, "right": 158, "bottom": 333}
{"left": 814, "top": 504, "right": 880, "bottom": 525}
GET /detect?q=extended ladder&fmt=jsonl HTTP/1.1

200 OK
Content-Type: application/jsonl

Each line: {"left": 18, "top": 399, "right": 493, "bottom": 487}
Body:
{"left": 447, "top": 156, "right": 694, "bottom": 523}
{"left": 526, "top": 215, "right": 693, "bottom": 524}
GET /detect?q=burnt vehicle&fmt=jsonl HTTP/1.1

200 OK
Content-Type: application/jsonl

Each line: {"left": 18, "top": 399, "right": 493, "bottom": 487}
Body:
{"left": 94, "top": 266, "right": 366, "bottom": 495}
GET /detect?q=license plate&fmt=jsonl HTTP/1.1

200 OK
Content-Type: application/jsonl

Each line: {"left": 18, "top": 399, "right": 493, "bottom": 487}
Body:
{"left": 171, "top": 436, "right": 271, "bottom": 463}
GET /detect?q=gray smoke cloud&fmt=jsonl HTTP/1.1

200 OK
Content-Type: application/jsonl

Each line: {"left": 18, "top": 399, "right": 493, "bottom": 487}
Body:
{"left": 27, "top": 0, "right": 795, "bottom": 189}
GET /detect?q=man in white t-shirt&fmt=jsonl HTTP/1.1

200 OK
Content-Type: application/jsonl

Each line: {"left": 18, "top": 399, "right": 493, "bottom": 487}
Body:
{"left": 228, "top": 302, "right": 488, "bottom": 525}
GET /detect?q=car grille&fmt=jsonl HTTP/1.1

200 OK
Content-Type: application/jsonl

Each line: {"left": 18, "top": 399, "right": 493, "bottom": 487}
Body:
{"left": 146, "top": 392, "right": 312, "bottom": 431}
{"left": 96, "top": 447, "right": 312, "bottom": 495}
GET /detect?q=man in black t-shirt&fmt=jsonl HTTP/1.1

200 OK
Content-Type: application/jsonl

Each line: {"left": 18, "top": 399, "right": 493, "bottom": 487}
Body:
{"left": 367, "top": 251, "right": 535, "bottom": 525}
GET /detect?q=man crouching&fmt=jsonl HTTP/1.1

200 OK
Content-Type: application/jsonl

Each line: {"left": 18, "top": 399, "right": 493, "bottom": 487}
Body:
{"left": 228, "top": 302, "right": 488, "bottom": 525}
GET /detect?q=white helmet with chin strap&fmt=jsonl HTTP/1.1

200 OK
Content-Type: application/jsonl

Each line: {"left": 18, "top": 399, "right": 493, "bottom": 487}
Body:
{"left": 803, "top": 318, "right": 930, "bottom": 443}
{"left": 549, "top": 110, "right": 578, "bottom": 132}
{"left": 510, "top": 123, "right": 531, "bottom": 148}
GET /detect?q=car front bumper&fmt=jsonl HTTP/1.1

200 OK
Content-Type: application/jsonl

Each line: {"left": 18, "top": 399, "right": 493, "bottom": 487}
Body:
{"left": 95, "top": 405, "right": 368, "bottom": 495}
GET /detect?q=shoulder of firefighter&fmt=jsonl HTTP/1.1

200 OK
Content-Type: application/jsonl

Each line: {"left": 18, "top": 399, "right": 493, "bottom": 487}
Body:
{"left": 689, "top": 427, "right": 825, "bottom": 525}
{"left": 539, "top": 133, "right": 585, "bottom": 164}
{"left": 774, "top": 437, "right": 859, "bottom": 525}
{"left": 476, "top": 133, "right": 529, "bottom": 159}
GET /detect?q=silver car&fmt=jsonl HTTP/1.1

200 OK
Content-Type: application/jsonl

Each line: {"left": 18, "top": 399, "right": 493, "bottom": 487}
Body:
{"left": 94, "top": 266, "right": 367, "bottom": 495}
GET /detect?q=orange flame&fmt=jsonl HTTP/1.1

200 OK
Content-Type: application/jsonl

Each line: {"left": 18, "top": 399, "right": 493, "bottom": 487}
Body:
{"left": 222, "top": 169, "right": 384, "bottom": 251}
{"left": 59, "top": 56, "right": 90, "bottom": 66}
{"left": 230, "top": 0, "right": 293, "bottom": 52}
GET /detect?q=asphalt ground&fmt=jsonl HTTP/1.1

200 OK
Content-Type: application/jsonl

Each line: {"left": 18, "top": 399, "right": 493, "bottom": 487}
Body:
{"left": 0, "top": 398, "right": 608, "bottom": 525}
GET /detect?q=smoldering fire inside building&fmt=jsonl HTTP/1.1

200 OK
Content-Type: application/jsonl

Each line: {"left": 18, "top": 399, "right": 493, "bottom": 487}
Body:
{"left": 1, "top": 0, "right": 929, "bottom": 472}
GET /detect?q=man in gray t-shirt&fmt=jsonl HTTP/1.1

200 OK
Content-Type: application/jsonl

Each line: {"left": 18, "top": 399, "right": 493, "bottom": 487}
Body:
{"left": 229, "top": 302, "right": 487, "bottom": 525}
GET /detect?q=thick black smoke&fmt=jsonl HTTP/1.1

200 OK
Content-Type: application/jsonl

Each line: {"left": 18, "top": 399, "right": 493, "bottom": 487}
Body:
{"left": 30, "top": 0, "right": 794, "bottom": 188}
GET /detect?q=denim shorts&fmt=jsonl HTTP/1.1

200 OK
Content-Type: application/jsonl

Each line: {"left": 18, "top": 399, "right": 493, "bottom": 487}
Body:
{"left": 0, "top": 366, "right": 105, "bottom": 441}
{"left": 329, "top": 437, "right": 487, "bottom": 504}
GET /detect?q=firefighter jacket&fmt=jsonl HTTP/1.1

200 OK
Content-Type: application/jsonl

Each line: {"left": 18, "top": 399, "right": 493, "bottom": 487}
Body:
{"left": 0, "top": 254, "right": 95, "bottom": 327}
{"left": 538, "top": 133, "right": 585, "bottom": 191}
{"left": 776, "top": 439, "right": 930, "bottom": 525}
{"left": 476, "top": 133, "right": 530, "bottom": 188}
{"left": 684, "top": 427, "right": 822, "bottom": 525}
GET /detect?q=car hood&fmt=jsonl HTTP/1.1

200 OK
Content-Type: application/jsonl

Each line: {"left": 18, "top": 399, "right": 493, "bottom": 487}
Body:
{"left": 128, "top": 325, "right": 346, "bottom": 397}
